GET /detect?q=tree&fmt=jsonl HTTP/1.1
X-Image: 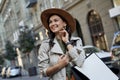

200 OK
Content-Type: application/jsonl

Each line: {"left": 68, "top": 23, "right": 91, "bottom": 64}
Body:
{"left": 0, "top": 55, "right": 4, "bottom": 65}
{"left": 5, "top": 40, "right": 17, "bottom": 60}
{"left": 18, "top": 26, "right": 35, "bottom": 53}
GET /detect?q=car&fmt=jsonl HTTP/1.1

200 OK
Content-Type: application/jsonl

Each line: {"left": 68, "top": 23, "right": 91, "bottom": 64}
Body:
{"left": 83, "top": 45, "right": 119, "bottom": 74}
{"left": 110, "top": 31, "right": 120, "bottom": 68}
{"left": 1, "top": 67, "right": 8, "bottom": 78}
{"left": 6, "top": 66, "right": 21, "bottom": 78}
{"left": 0, "top": 65, "right": 2, "bottom": 76}
{"left": 111, "top": 45, "right": 120, "bottom": 65}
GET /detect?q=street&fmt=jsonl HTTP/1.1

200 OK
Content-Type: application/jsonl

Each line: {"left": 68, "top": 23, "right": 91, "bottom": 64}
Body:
{"left": 0, "top": 73, "right": 120, "bottom": 80}
{"left": 0, "top": 75, "right": 48, "bottom": 80}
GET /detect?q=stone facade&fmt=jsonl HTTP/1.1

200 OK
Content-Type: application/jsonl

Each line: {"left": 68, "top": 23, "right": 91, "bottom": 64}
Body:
{"left": 68, "top": 0, "right": 116, "bottom": 49}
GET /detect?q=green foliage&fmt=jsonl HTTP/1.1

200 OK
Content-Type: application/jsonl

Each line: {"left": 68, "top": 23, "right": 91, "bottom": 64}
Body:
{"left": 18, "top": 30, "right": 35, "bottom": 53}
{"left": 5, "top": 40, "right": 17, "bottom": 60}
{"left": 0, "top": 55, "right": 4, "bottom": 65}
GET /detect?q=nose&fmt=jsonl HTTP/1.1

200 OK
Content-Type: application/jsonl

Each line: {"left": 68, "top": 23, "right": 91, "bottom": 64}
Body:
{"left": 49, "top": 21, "right": 56, "bottom": 27}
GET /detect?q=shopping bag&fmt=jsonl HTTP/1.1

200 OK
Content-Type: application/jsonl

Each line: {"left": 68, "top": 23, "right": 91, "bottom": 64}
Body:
{"left": 74, "top": 53, "right": 119, "bottom": 80}
{"left": 71, "top": 66, "right": 89, "bottom": 80}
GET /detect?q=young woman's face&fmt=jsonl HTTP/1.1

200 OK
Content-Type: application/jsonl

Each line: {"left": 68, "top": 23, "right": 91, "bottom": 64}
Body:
{"left": 48, "top": 15, "right": 67, "bottom": 33}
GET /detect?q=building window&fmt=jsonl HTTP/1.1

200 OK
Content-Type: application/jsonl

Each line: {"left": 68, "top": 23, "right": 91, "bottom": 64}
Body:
{"left": 87, "top": 10, "right": 107, "bottom": 51}
{"left": 88, "top": 10, "right": 104, "bottom": 36}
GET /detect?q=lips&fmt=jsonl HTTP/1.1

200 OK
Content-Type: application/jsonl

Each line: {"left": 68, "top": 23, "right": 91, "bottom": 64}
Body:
{"left": 51, "top": 25, "right": 58, "bottom": 30}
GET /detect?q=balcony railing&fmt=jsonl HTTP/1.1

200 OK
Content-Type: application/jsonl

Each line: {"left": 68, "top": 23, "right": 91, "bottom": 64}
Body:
{"left": 26, "top": 0, "right": 37, "bottom": 8}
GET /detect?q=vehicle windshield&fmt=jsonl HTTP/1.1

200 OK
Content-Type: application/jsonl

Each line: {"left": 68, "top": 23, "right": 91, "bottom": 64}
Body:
{"left": 111, "top": 31, "right": 120, "bottom": 56}
{"left": 84, "top": 47, "right": 100, "bottom": 54}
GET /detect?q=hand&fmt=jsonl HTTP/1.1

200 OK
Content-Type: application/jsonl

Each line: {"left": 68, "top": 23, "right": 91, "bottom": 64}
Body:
{"left": 57, "top": 55, "right": 69, "bottom": 68}
{"left": 59, "top": 29, "right": 69, "bottom": 43}
{"left": 46, "top": 54, "right": 70, "bottom": 76}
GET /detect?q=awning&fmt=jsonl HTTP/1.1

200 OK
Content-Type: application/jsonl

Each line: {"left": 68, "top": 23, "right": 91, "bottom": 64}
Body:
{"left": 109, "top": 6, "right": 120, "bottom": 18}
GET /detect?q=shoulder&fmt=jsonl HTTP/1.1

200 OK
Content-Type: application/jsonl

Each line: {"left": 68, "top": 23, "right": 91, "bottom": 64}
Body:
{"left": 71, "top": 36, "right": 81, "bottom": 41}
{"left": 39, "top": 39, "right": 50, "bottom": 52}
{"left": 71, "top": 36, "right": 83, "bottom": 46}
{"left": 40, "top": 39, "right": 50, "bottom": 47}
{"left": 41, "top": 39, "right": 50, "bottom": 43}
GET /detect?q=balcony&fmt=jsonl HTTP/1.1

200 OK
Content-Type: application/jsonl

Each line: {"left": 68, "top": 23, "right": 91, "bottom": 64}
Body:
{"left": 26, "top": 0, "right": 37, "bottom": 8}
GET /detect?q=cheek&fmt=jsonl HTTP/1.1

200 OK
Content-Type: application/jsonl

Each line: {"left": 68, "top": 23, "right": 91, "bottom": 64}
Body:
{"left": 49, "top": 24, "right": 54, "bottom": 30}
{"left": 58, "top": 23, "right": 65, "bottom": 28}
{"left": 49, "top": 26, "right": 52, "bottom": 30}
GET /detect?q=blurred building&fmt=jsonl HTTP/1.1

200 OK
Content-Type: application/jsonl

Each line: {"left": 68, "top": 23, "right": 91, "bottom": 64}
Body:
{"left": 0, "top": 0, "right": 120, "bottom": 75}
{"left": 109, "top": 0, "right": 120, "bottom": 30}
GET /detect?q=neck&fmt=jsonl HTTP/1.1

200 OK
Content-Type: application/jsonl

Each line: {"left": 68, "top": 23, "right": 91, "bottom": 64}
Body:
{"left": 55, "top": 33, "right": 61, "bottom": 40}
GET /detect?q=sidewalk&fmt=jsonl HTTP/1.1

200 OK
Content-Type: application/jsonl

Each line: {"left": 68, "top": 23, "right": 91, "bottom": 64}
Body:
{"left": 0, "top": 75, "right": 48, "bottom": 80}
{"left": 19, "top": 75, "right": 48, "bottom": 80}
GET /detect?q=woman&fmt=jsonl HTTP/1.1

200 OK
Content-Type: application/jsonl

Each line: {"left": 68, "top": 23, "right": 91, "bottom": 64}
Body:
{"left": 38, "top": 8, "right": 85, "bottom": 80}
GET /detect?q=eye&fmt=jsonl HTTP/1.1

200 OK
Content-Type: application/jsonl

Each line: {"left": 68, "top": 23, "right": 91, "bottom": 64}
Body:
{"left": 53, "top": 18, "right": 58, "bottom": 22}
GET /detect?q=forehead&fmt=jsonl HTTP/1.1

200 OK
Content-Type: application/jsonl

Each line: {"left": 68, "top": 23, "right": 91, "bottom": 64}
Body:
{"left": 49, "top": 14, "right": 62, "bottom": 20}
{"left": 47, "top": 14, "right": 67, "bottom": 24}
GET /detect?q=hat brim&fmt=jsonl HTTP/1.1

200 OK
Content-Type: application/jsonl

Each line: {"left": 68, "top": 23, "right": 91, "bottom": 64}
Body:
{"left": 41, "top": 8, "right": 76, "bottom": 33}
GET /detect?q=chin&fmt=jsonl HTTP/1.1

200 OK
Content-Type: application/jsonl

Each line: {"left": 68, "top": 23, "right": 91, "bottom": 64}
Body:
{"left": 52, "top": 30, "right": 59, "bottom": 33}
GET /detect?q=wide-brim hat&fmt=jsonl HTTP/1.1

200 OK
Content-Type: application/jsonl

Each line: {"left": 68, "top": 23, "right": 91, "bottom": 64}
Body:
{"left": 41, "top": 8, "right": 76, "bottom": 33}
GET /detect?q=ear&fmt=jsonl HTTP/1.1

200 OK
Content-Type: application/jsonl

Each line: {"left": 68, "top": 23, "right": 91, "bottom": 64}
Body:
{"left": 63, "top": 22, "right": 67, "bottom": 27}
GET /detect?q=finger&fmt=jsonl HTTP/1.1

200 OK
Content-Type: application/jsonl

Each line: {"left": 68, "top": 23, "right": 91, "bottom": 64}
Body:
{"left": 60, "top": 54, "right": 65, "bottom": 59}
{"left": 59, "top": 28, "right": 66, "bottom": 33}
